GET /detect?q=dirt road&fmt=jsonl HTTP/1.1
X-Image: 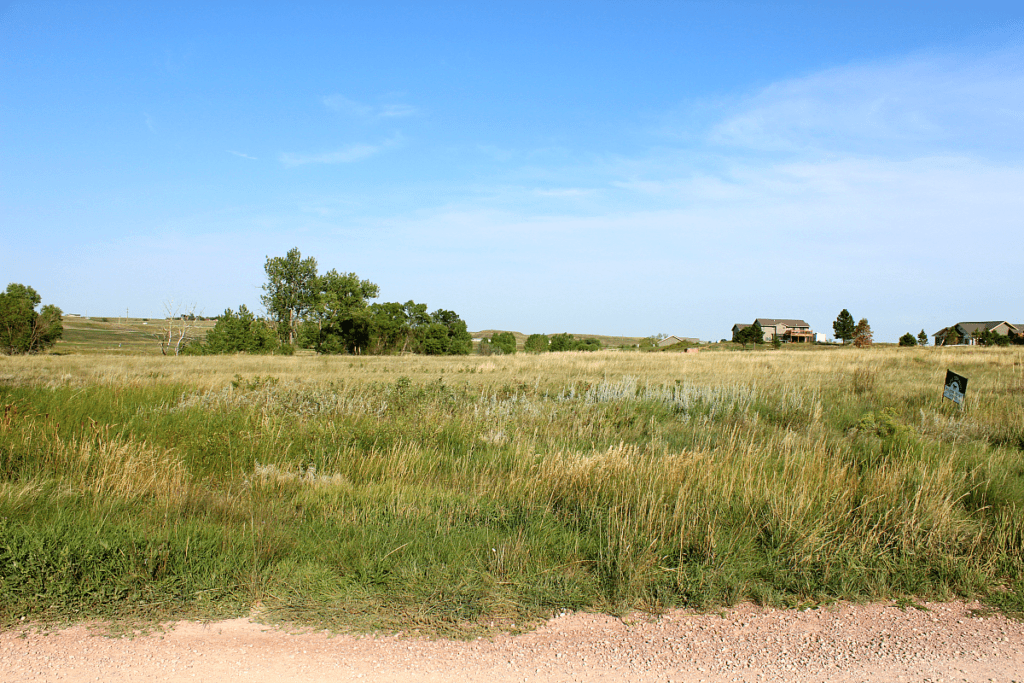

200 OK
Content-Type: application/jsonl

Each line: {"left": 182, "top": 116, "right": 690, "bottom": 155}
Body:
{"left": 2, "top": 600, "right": 1022, "bottom": 682}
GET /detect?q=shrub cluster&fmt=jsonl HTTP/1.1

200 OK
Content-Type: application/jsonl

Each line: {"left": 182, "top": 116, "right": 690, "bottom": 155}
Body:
{"left": 479, "top": 331, "right": 517, "bottom": 355}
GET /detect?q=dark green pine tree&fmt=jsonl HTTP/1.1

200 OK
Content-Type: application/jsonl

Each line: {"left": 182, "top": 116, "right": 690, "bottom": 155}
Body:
{"left": 833, "top": 309, "right": 855, "bottom": 344}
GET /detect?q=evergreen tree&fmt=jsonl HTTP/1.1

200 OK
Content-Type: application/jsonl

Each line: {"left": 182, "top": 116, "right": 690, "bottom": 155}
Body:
{"left": 202, "top": 305, "right": 276, "bottom": 354}
{"left": 748, "top": 321, "right": 764, "bottom": 345}
{"left": 898, "top": 332, "right": 917, "bottom": 347}
{"left": 917, "top": 329, "right": 929, "bottom": 346}
{"left": 833, "top": 309, "right": 855, "bottom": 344}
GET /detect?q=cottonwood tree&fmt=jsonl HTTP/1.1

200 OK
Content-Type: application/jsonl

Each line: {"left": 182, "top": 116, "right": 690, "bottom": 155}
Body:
{"left": 0, "top": 283, "right": 63, "bottom": 354}
{"left": 833, "top": 309, "right": 855, "bottom": 344}
{"left": 262, "top": 248, "right": 318, "bottom": 345}
{"left": 304, "top": 269, "right": 380, "bottom": 354}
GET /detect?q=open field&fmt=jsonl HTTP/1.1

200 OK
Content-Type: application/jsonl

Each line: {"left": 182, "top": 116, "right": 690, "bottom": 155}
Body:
{"left": 1, "top": 346, "right": 1023, "bottom": 635}
{"left": 58, "top": 317, "right": 218, "bottom": 355}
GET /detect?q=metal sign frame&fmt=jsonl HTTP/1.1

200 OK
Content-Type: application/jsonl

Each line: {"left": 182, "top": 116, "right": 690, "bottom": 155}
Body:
{"left": 943, "top": 370, "right": 968, "bottom": 406}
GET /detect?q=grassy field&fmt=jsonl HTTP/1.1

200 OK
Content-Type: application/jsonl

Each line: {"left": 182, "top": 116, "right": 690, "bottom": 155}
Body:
{"left": 57, "top": 317, "right": 219, "bottom": 355}
{"left": 1, "top": 345, "right": 1022, "bottom": 634}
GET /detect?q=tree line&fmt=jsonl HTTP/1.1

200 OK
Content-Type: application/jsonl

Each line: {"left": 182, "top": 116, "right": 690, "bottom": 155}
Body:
{"left": 184, "top": 248, "right": 472, "bottom": 356}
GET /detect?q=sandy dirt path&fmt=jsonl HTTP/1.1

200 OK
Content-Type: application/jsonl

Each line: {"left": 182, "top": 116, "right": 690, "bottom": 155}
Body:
{"left": 1, "top": 600, "right": 1022, "bottom": 683}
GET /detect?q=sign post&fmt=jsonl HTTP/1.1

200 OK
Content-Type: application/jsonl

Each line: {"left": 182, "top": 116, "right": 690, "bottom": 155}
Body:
{"left": 943, "top": 370, "right": 968, "bottom": 407}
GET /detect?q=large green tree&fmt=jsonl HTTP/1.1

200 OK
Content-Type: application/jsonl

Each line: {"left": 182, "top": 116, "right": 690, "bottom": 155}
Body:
{"left": 305, "top": 270, "right": 380, "bottom": 354}
{"left": 261, "top": 248, "right": 319, "bottom": 345}
{"left": 833, "top": 309, "right": 855, "bottom": 344}
{"left": 365, "top": 302, "right": 410, "bottom": 354}
{"left": 0, "top": 283, "right": 63, "bottom": 355}
{"left": 420, "top": 309, "right": 472, "bottom": 355}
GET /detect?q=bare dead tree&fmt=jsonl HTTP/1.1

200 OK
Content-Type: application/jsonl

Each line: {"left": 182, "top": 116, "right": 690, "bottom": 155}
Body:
{"left": 160, "top": 300, "right": 201, "bottom": 356}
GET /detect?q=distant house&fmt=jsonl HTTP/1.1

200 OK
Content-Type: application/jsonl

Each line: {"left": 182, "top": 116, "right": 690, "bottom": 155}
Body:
{"left": 933, "top": 321, "right": 1020, "bottom": 345}
{"left": 732, "top": 318, "right": 814, "bottom": 343}
{"left": 657, "top": 335, "right": 699, "bottom": 347}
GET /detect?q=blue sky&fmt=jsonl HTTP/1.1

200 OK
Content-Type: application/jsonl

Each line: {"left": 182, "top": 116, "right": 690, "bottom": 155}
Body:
{"left": 2, "top": 1, "right": 1022, "bottom": 342}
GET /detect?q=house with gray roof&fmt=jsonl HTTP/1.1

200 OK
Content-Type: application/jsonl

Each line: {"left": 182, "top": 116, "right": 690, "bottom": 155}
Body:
{"left": 933, "top": 321, "right": 1020, "bottom": 345}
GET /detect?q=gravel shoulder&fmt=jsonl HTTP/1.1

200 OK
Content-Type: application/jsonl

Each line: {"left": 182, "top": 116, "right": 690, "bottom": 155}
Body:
{"left": 2, "top": 600, "right": 1022, "bottom": 683}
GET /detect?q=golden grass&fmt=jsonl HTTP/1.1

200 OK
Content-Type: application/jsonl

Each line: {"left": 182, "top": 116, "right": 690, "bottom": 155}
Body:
{"left": 5, "top": 344, "right": 1017, "bottom": 389}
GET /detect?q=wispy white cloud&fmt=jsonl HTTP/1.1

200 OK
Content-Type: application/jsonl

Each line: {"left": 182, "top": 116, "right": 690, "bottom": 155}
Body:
{"left": 533, "top": 187, "right": 596, "bottom": 198}
{"left": 228, "top": 150, "right": 257, "bottom": 161}
{"left": 322, "top": 94, "right": 418, "bottom": 119}
{"left": 378, "top": 103, "right": 418, "bottom": 118}
{"left": 705, "top": 48, "right": 1024, "bottom": 156}
{"left": 279, "top": 136, "right": 402, "bottom": 167}
{"left": 322, "top": 94, "right": 373, "bottom": 117}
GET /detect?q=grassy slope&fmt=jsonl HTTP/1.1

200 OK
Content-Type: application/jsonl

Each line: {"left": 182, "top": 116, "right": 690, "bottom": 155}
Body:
{"left": 58, "top": 317, "right": 217, "bottom": 355}
{"left": 1, "top": 346, "right": 1023, "bottom": 634}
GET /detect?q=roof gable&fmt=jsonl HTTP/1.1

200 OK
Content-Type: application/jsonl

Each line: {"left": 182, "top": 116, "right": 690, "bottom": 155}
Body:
{"left": 955, "top": 321, "right": 1012, "bottom": 334}
{"left": 754, "top": 318, "right": 810, "bottom": 328}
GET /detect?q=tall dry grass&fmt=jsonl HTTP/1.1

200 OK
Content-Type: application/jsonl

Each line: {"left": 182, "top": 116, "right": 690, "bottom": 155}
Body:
{"left": 1, "top": 345, "right": 1022, "bottom": 630}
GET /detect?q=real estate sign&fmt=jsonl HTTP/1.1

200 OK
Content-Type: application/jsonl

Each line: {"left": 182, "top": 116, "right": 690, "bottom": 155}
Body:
{"left": 943, "top": 370, "right": 968, "bottom": 406}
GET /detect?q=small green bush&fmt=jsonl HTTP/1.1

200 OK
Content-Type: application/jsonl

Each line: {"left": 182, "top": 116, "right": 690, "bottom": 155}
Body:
{"left": 899, "top": 332, "right": 918, "bottom": 347}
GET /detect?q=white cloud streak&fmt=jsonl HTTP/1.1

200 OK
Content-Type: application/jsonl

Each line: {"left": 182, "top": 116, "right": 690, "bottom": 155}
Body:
{"left": 228, "top": 150, "right": 257, "bottom": 160}
{"left": 706, "top": 48, "right": 1024, "bottom": 156}
{"left": 322, "top": 94, "right": 418, "bottom": 119}
{"left": 278, "top": 136, "right": 401, "bottom": 167}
